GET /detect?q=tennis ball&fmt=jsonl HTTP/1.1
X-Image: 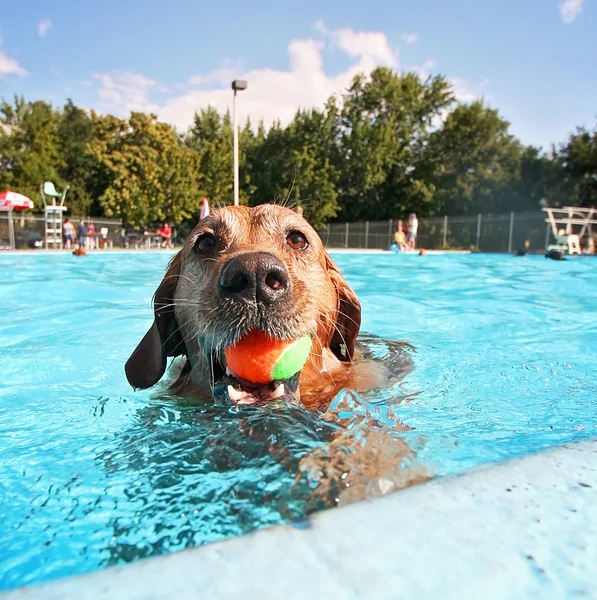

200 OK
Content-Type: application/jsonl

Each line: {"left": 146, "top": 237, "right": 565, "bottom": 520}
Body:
{"left": 224, "top": 330, "right": 312, "bottom": 385}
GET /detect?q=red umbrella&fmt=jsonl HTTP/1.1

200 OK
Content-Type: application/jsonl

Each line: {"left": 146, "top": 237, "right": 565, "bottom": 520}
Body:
{"left": 0, "top": 190, "right": 34, "bottom": 210}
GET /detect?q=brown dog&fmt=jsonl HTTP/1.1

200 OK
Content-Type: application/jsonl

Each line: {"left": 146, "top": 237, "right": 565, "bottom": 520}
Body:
{"left": 125, "top": 204, "right": 386, "bottom": 411}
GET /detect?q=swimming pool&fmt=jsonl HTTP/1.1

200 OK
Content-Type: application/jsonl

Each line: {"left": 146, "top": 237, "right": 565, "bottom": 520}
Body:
{"left": 1, "top": 251, "right": 596, "bottom": 591}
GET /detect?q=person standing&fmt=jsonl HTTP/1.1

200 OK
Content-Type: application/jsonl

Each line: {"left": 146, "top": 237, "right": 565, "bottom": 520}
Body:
{"left": 157, "top": 222, "right": 172, "bottom": 248}
{"left": 87, "top": 222, "right": 96, "bottom": 249}
{"left": 62, "top": 218, "right": 75, "bottom": 249}
{"left": 406, "top": 213, "right": 419, "bottom": 249}
{"left": 77, "top": 220, "right": 86, "bottom": 249}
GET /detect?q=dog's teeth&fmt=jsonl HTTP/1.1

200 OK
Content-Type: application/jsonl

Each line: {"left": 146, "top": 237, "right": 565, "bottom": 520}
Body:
{"left": 225, "top": 366, "right": 233, "bottom": 376}
{"left": 227, "top": 385, "right": 243, "bottom": 401}
{"left": 270, "top": 383, "right": 285, "bottom": 399}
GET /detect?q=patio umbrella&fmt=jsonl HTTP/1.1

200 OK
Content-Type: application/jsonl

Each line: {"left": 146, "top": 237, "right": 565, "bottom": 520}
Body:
{"left": 0, "top": 190, "right": 34, "bottom": 250}
{"left": 0, "top": 190, "right": 34, "bottom": 210}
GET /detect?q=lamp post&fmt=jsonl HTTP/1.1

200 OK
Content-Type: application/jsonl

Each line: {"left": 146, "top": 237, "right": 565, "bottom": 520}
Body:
{"left": 231, "top": 79, "right": 248, "bottom": 206}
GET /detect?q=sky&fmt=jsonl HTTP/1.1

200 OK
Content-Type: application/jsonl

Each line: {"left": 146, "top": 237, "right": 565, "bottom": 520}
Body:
{"left": 0, "top": 0, "right": 595, "bottom": 150}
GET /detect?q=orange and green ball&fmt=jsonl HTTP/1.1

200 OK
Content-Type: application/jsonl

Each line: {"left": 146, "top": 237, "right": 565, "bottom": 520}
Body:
{"left": 224, "top": 330, "right": 312, "bottom": 385}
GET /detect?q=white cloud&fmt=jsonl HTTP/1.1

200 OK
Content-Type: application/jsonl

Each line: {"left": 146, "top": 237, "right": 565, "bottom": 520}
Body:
{"left": 559, "top": 0, "right": 584, "bottom": 22}
{"left": 401, "top": 32, "right": 418, "bottom": 44}
{"left": 159, "top": 23, "right": 398, "bottom": 131}
{"left": 90, "top": 23, "right": 489, "bottom": 135}
{"left": 314, "top": 20, "right": 397, "bottom": 66}
{"left": 38, "top": 18, "right": 52, "bottom": 38}
{"left": 188, "top": 60, "right": 242, "bottom": 86}
{"left": 411, "top": 59, "right": 487, "bottom": 104}
{"left": 412, "top": 59, "right": 437, "bottom": 79}
{"left": 93, "top": 71, "right": 158, "bottom": 114}
{"left": 449, "top": 77, "right": 481, "bottom": 103}
{"left": 0, "top": 41, "right": 27, "bottom": 77}
{"left": 188, "top": 67, "right": 237, "bottom": 87}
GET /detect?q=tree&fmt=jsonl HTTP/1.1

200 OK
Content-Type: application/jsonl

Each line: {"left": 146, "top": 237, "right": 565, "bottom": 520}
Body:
{"left": 56, "top": 99, "right": 97, "bottom": 216}
{"left": 0, "top": 96, "right": 63, "bottom": 202}
{"left": 516, "top": 146, "right": 564, "bottom": 210}
{"left": 556, "top": 122, "right": 597, "bottom": 207}
{"left": 336, "top": 68, "right": 454, "bottom": 221}
{"left": 88, "top": 112, "right": 202, "bottom": 228}
{"left": 185, "top": 106, "right": 234, "bottom": 206}
{"left": 1, "top": 75, "right": 591, "bottom": 229}
{"left": 424, "top": 101, "right": 524, "bottom": 215}
{"left": 247, "top": 103, "right": 341, "bottom": 228}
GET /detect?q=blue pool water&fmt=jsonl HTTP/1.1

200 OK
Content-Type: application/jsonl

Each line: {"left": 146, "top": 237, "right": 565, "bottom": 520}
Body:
{"left": 1, "top": 251, "right": 596, "bottom": 590}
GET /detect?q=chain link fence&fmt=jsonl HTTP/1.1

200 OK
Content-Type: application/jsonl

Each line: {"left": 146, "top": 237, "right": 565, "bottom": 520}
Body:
{"left": 0, "top": 210, "right": 586, "bottom": 254}
{"left": 0, "top": 214, "right": 123, "bottom": 250}
{"left": 318, "top": 212, "right": 555, "bottom": 253}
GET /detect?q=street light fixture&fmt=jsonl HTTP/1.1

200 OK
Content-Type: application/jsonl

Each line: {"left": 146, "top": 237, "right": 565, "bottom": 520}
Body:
{"left": 232, "top": 79, "right": 248, "bottom": 206}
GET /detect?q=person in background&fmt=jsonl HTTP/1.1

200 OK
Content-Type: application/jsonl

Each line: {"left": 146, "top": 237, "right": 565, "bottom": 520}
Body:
{"left": 62, "top": 218, "right": 75, "bottom": 249}
{"left": 157, "top": 222, "right": 172, "bottom": 248}
{"left": 77, "top": 220, "right": 86, "bottom": 249}
{"left": 394, "top": 220, "right": 406, "bottom": 252}
{"left": 406, "top": 212, "right": 419, "bottom": 250}
{"left": 87, "top": 222, "right": 96, "bottom": 249}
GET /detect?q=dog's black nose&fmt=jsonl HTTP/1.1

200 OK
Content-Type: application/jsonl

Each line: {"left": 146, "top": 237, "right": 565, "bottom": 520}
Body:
{"left": 219, "top": 252, "right": 289, "bottom": 305}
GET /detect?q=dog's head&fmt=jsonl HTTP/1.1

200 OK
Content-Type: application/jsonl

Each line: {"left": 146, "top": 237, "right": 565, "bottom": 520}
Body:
{"left": 125, "top": 204, "right": 360, "bottom": 407}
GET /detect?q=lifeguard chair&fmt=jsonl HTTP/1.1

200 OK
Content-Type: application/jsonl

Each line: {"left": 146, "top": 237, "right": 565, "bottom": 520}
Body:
{"left": 40, "top": 182, "right": 68, "bottom": 249}
{"left": 543, "top": 206, "right": 597, "bottom": 255}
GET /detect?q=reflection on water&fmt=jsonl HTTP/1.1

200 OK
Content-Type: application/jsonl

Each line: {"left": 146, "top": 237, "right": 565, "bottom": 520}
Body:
{"left": 97, "top": 335, "right": 421, "bottom": 567}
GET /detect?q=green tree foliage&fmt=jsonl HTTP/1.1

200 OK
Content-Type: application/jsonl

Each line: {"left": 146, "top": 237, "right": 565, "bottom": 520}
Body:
{"left": 185, "top": 107, "right": 233, "bottom": 206}
{"left": 0, "top": 96, "right": 63, "bottom": 201}
{"left": 249, "top": 102, "right": 341, "bottom": 228}
{"left": 56, "top": 99, "right": 97, "bottom": 216}
{"left": 556, "top": 122, "right": 597, "bottom": 207}
{"left": 337, "top": 68, "right": 454, "bottom": 221}
{"left": 424, "top": 101, "right": 522, "bottom": 215}
{"left": 87, "top": 112, "right": 201, "bottom": 228}
{"left": 0, "top": 70, "right": 592, "bottom": 230}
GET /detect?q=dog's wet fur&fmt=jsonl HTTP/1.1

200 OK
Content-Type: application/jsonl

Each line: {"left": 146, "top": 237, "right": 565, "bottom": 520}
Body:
{"left": 125, "top": 204, "right": 391, "bottom": 411}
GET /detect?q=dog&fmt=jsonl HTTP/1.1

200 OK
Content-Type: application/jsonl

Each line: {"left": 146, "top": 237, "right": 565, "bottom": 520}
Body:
{"left": 125, "top": 204, "right": 388, "bottom": 411}
{"left": 545, "top": 249, "right": 566, "bottom": 261}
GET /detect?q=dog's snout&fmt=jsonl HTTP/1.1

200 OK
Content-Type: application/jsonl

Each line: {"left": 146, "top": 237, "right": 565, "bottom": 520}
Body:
{"left": 219, "top": 253, "right": 289, "bottom": 305}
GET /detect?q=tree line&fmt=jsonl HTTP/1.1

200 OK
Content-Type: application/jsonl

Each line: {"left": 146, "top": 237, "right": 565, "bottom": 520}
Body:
{"left": 1, "top": 67, "right": 595, "bottom": 230}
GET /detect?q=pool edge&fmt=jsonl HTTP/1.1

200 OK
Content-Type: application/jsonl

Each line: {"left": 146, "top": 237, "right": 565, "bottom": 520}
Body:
{"left": 2, "top": 438, "right": 596, "bottom": 599}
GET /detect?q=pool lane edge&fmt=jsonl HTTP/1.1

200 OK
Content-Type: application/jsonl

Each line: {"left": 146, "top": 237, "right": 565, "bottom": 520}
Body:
{"left": 2, "top": 438, "right": 596, "bottom": 599}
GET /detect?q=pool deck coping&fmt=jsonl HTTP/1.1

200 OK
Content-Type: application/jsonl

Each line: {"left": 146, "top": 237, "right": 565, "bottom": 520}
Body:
{"left": 3, "top": 438, "right": 595, "bottom": 599}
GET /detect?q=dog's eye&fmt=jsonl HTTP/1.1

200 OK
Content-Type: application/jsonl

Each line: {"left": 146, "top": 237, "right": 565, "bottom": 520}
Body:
{"left": 194, "top": 233, "right": 216, "bottom": 253}
{"left": 286, "top": 231, "right": 308, "bottom": 251}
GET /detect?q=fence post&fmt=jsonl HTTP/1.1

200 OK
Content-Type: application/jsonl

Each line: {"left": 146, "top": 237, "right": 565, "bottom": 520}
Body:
{"left": 544, "top": 222, "right": 550, "bottom": 249}
{"left": 508, "top": 211, "right": 514, "bottom": 254}
{"left": 388, "top": 219, "right": 393, "bottom": 249}
{"left": 443, "top": 216, "right": 448, "bottom": 248}
{"left": 326, "top": 223, "right": 330, "bottom": 247}
{"left": 8, "top": 208, "right": 15, "bottom": 250}
{"left": 365, "top": 221, "right": 369, "bottom": 249}
{"left": 344, "top": 222, "right": 349, "bottom": 248}
{"left": 476, "top": 213, "right": 482, "bottom": 250}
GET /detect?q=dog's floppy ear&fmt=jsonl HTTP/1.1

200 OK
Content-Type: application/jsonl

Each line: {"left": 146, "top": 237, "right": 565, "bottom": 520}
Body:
{"left": 125, "top": 252, "right": 185, "bottom": 389}
{"left": 325, "top": 252, "right": 361, "bottom": 361}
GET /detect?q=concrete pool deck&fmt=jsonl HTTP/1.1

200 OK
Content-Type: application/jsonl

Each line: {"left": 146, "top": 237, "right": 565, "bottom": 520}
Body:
{"left": 3, "top": 439, "right": 595, "bottom": 600}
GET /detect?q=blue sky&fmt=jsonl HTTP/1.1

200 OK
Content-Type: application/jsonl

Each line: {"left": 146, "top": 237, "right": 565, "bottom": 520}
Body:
{"left": 0, "top": 0, "right": 595, "bottom": 150}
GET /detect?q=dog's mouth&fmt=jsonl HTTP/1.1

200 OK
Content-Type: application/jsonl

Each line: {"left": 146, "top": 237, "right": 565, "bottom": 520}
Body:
{"left": 211, "top": 354, "right": 301, "bottom": 407}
